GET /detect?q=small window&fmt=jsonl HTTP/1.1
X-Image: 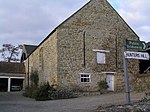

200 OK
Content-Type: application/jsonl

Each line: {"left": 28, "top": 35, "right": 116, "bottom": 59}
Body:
{"left": 97, "top": 52, "right": 106, "bottom": 64}
{"left": 80, "top": 74, "right": 91, "bottom": 83}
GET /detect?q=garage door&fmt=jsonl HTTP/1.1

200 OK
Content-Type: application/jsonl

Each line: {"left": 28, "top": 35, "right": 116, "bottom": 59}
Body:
{"left": 11, "top": 79, "right": 23, "bottom": 91}
{"left": 0, "top": 78, "right": 8, "bottom": 92}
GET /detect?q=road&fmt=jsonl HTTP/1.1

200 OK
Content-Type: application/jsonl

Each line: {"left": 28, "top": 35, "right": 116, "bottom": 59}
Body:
{"left": 0, "top": 92, "right": 145, "bottom": 112}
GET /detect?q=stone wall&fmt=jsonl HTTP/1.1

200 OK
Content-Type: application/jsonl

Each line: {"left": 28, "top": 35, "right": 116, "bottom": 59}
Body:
{"left": 24, "top": 31, "right": 58, "bottom": 87}
{"left": 56, "top": 0, "right": 139, "bottom": 91}
{"left": 129, "top": 74, "right": 150, "bottom": 92}
{"left": 39, "top": 31, "right": 58, "bottom": 85}
{"left": 24, "top": 0, "right": 142, "bottom": 92}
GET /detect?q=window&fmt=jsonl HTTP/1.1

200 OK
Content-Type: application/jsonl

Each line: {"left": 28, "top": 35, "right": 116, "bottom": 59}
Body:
{"left": 92, "top": 49, "right": 109, "bottom": 64}
{"left": 97, "top": 52, "right": 106, "bottom": 64}
{"left": 80, "top": 74, "right": 91, "bottom": 83}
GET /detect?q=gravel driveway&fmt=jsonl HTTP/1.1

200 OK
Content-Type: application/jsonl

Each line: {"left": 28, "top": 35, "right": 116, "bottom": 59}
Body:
{"left": 0, "top": 92, "right": 145, "bottom": 112}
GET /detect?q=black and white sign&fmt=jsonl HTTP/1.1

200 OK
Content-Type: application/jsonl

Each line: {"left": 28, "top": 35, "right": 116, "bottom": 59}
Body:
{"left": 124, "top": 51, "right": 149, "bottom": 60}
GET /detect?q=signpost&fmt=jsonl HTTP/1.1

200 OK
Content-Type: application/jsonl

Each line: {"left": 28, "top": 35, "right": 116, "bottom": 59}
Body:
{"left": 126, "top": 40, "right": 147, "bottom": 50}
{"left": 124, "top": 51, "right": 149, "bottom": 60}
{"left": 123, "top": 39, "right": 149, "bottom": 104}
{"left": 123, "top": 45, "right": 131, "bottom": 104}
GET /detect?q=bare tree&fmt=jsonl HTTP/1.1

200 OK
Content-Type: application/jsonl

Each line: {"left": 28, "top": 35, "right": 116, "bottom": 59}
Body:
{"left": 0, "top": 44, "right": 23, "bottom": 62}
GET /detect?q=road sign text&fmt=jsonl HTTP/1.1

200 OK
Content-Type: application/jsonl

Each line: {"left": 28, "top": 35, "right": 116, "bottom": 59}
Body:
{"left": 124, "top": 51, "right": 149, "bottom": 60}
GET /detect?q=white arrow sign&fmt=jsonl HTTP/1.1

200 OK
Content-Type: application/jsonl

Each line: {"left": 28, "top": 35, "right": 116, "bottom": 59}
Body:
{"left": 124, "top": 51, "right": 149, "bottom": 60}
{"left": 143, "top": 43, "right": 146, "bottom": 49}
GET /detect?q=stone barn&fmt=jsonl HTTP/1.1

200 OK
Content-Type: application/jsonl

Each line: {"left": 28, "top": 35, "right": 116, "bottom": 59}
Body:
{"left": 23, "top": 0, "right": 149, "bottom": 92}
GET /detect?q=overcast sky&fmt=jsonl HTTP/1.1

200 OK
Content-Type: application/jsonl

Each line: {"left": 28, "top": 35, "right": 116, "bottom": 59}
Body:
{"left": 0, "top": 0, "right": 149, "bottom": 48}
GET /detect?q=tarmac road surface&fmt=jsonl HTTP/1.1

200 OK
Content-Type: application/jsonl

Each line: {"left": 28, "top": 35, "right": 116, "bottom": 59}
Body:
{"left": 0, "top": 92, "right": 145, "bottom": 112}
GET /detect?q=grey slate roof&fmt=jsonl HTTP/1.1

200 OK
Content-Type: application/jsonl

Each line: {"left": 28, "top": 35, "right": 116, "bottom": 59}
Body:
{"left": 23, "top": 44, "right": 37, "bottom": 57}
{"left": 21, "top": 44, "right": 37, "bottom": 62}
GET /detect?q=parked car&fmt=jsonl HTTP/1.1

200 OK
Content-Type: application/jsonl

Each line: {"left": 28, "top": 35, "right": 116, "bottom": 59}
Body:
{"left": 11, "top": 85, "right": 21, "bottom": 91}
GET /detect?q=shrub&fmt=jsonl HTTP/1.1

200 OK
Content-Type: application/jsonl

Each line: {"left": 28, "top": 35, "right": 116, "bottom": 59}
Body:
{"left": 98, "top": 80, "right": 108, "bottom": 93}
{"left": 23, "top": 83, "right": 77, "bottom": 101}
{"left": 30, "top": 70, "right": 39, "bottom": 87}
{"left": 35, "top": 82, "right": 53, "bottom": 101}
{"left": 23, "top": 86, "right": 38, "bottom": 98}
{"left": 23, "top": 70, "right": 39, "bottom": 98}
{"left": 36, "top": 85, "right": 76, "bottom": 101}
{"left": 50, "top": 86, "right": 76, "bottom": 99}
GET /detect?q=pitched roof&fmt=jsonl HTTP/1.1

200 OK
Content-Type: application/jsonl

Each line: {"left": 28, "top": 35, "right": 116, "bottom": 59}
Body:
{"left": 23, "top": 44, "right": 37, "bottom": 57}
{"left": 21, "top": 44, "right": 37, "bottom": 62}
{"left": 0, "top": 62, "right": 25, "bottom": 74}
{"left": 24, "top": 0, "right": 92, "bottom": 58}
{"left": 26, "top": 0, "right": 140, "bottom": 58}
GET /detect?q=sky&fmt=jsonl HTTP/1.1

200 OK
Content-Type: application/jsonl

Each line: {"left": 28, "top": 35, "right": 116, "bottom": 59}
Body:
{"left": 0, "top": 0, "right": 150, "bottom": 49}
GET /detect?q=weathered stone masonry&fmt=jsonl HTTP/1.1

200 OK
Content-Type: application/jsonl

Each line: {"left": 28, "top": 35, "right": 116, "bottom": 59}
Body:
{"left": 24, "top": 0, "right": 149, "bottom": 92}
{"left": 25, "top": 31, "right": 58, "bottom": 86}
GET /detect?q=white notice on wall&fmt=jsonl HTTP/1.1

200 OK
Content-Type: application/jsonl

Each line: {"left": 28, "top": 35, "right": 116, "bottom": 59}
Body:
{"left": 124, "top": 51, "right": 149, "bottom": 60}
{"left": 97, "top": 52, "right": 106, "bottom": 64}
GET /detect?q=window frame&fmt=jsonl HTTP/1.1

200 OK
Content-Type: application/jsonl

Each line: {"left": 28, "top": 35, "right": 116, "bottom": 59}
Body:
{"left": 96, "top": 52, "right": 106, "bottom": 64}
{"left": 92, "top": 49, "right": 110, "bottom": 64}
{"left": 80, "top": 73, "right": 91, "bottom": 83}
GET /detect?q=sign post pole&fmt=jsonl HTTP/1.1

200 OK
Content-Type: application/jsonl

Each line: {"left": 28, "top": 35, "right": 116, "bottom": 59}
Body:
{"left": 123, "top": 42, "right": 131, "bottom": 104}
{"left": 123, "top": 39, "right": 148, "bottom": 104}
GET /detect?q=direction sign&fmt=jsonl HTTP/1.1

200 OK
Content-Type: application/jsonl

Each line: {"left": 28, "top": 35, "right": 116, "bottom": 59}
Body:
{"left": 124, "top": 51, "right": 149, "bottom": 60}
{"left": 126, "top": 40, "right": 147, "bottom": 50}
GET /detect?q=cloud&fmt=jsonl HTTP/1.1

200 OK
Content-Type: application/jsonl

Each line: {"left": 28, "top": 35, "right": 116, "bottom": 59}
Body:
{"left": 136, "top": 26, "right": 150, "bottom": 41}
{"left": 0, "top": 0, "right": 89, "bottom": 48}
{"left": 108, "top": 0, "right": 150, "bottom": 42}
{"left": 0, "top": 0, "right": 149, "bottom": 51}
